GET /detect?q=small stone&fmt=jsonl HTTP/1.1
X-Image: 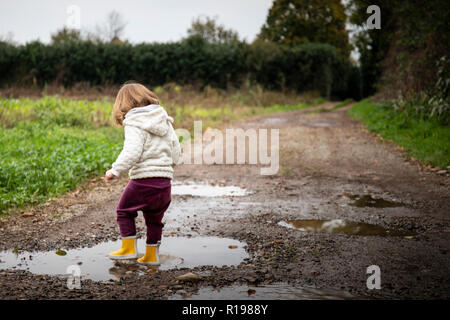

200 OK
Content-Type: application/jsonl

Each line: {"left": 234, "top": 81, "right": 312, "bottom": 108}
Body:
{"left": 22, "top": 212, "right": 35, "bottom": 217}
{"left": 310, "top": 270, "right": 320, "bottom": 276}
{"left": 247, "top": 289, "right": 256, "bottom": 296}
{"left": 437, "top": 170, "right": 447, "bottom": 175}
{"left": 286, "top": 263, "right": 296, "bottom": 271}
{"left": 246, "top": 277, "right": 257, "bottom": 283}
{"left": 176, "top": 272, "right": 202, "bottom": 282}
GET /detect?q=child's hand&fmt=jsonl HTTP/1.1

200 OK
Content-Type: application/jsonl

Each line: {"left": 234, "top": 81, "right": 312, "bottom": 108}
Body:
{"left": 104, "top": 170, "right": 116, "bottom": 181}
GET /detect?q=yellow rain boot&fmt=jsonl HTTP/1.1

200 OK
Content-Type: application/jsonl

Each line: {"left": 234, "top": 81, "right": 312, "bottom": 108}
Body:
{"left": 137, "top": 241, "right": 160, "bottom": 266}
{"left": 109, "top": 236, "right": 138, "bottom": 260}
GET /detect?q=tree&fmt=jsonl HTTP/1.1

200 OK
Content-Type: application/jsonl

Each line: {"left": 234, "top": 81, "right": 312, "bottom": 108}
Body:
{"left": 186, "top": 16, "right": 240, "bottom": 44}
{"left": 51, "top": 27, "right": 82, "bottom": 44}
{"left": 258, "top": 0, "right": 351, "bottom": 57}
{"left": 346, "top": 0, "right": 395, "bottom": 97}
{"left": 92, "top": 10, "right": 128, "bottom": 43}
{"left": 347, "top": 0, "right": 450, "bottom": 98}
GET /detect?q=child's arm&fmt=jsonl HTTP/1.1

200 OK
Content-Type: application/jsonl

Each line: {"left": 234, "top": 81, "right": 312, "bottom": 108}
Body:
{"left": 108, "top": 125, "right": 145, "bottom": 177}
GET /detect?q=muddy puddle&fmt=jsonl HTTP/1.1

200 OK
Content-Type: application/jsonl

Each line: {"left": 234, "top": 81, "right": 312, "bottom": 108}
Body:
{"left": 170, "top": 282, "right": 355, "bottom": 300}
{"left": 0, "top": 237, "right": 248, "bottom": 281}
{"left": 278, "top": 219, "right": 415, "bottom": 237}
{"left": 343, "top": 193, "right": 405, "bottom": 208}
{"left": 172, "top": 182, "right": 248, "bottom": 197}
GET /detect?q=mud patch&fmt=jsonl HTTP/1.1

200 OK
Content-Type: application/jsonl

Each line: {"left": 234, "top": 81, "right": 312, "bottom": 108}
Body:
{"left": 344, "top": 193, "right": 405, "bottom": 208}
{"left": 0, "top": 236, "right": 248, "bottom": 281}
{"left": 278, "top": 219, "right": 415, "bottom": 237}
{"left": 170, "top": 282, "right": 355, "bottom": 300}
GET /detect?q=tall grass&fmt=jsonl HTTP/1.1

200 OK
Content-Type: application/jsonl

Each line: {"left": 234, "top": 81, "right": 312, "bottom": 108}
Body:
{"left": 1, "top": 86, "right": 318, "bottom": 131}
{"left": 0, "top": 96, "right": 114, "bottom": 128}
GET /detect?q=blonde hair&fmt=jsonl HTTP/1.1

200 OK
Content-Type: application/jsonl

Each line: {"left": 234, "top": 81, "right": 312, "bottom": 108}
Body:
{"left": 112, "top": 83, "right": 160, "bottom": 126}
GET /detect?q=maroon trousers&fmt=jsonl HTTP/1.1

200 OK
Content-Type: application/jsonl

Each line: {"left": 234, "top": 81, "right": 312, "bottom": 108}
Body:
{"left": 116, "top": 177, "right": 171, "bottom": 244}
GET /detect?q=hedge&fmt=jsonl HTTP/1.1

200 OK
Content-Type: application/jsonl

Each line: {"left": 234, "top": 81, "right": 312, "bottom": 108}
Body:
{"left": 0, "top": 37, "right": 361, "bottom": 99}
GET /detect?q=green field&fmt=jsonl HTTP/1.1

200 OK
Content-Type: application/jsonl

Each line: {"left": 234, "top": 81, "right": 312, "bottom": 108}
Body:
{"left": 0, "top": 124, "right": 123, "bottom": 213}
{"left": 349, "top": 100, "right": 450, "bottom": 169}
{"left": 0, "top": 96, "right": 124, "bottom": 214}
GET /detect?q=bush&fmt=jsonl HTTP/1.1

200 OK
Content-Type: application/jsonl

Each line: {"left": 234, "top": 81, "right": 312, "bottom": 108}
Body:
{"left": 386, "top": 56, "right": 450, "bottom": 125}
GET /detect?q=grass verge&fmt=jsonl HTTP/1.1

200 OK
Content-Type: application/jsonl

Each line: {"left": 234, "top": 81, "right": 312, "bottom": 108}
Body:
{"left": 349, "top": 99, "right": 450, "bottom": 169}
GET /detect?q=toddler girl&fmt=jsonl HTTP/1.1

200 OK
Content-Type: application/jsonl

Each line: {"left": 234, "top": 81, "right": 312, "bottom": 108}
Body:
{"left": 105, "top": 83, "right": 180, "bottom": 266}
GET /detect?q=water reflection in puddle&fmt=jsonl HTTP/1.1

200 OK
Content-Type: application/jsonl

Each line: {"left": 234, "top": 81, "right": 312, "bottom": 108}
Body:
{"left": 279, "top": 219, "right": 415, "bottom": 237}
{"left": 344, "top": 193, "right": 405, "bottom": 208}
{"left": 0, "top": 237, "right": 248, "bottom": 281}
{"left": 172, "top": 183, "right": 247, "bottom": 197}
{"left": 170, "top": 282, "right": 355, "bottom": 300}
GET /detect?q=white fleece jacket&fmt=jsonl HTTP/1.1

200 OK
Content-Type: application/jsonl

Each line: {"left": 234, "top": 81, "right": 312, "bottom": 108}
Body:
{"left": 109, "top": 105, "right": 181, "bottom": 180}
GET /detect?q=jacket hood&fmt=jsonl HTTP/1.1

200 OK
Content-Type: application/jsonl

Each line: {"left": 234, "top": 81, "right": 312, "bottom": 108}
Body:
{"left": 123, "top": 105, "right": 173, "bottom": 136}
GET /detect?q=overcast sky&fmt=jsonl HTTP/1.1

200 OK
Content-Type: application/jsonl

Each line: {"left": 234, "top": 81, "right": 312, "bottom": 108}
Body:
{"left": 0, "top": 0, "right": 274, "bottom": 44}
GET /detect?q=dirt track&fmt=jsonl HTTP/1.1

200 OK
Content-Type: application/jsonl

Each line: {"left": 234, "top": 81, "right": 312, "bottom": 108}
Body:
{"left": 0, "top": 103, "right": 449, "bottom": 299}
